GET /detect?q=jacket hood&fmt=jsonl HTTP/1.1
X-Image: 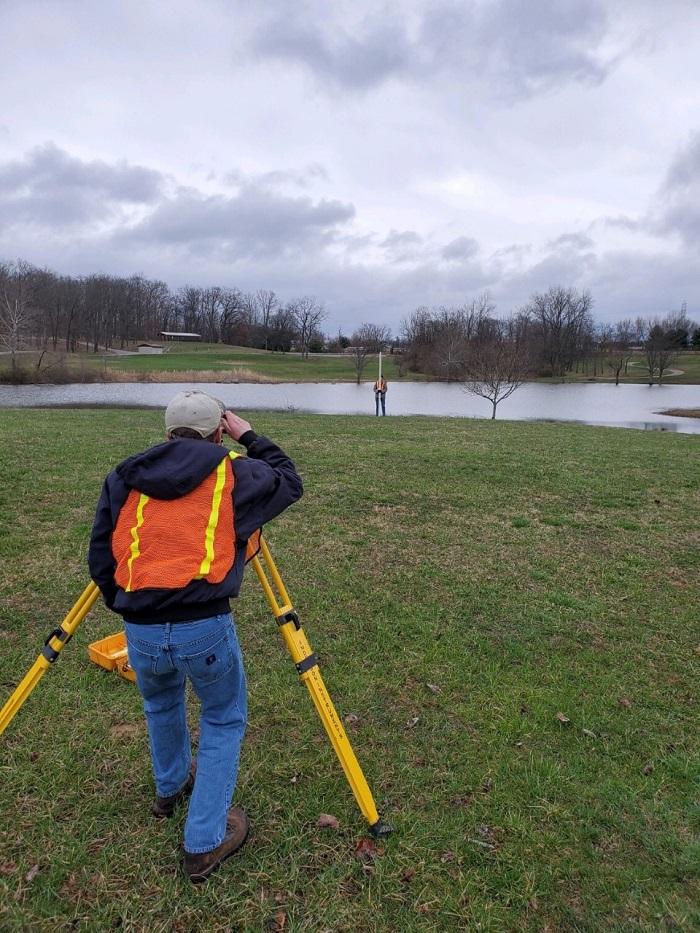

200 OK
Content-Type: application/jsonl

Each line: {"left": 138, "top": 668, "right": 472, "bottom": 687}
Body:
{"left": 115, "top": 438, "right": 229, "bottom": 500}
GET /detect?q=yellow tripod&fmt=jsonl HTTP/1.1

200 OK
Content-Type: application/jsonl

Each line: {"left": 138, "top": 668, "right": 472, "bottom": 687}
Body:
{"left": 0, "top": 540, "right": 392, "bottom": 838}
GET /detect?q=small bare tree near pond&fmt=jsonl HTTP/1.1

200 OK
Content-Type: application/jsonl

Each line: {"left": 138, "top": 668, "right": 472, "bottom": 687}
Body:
{"left": 643, "top": 311, "right": 690, "bottom": 385}
{"left": 462, "top": 320, "right": 529, "bottom": 419}
{"left": 602, "top": 318, "right": 637, "bottom": 385}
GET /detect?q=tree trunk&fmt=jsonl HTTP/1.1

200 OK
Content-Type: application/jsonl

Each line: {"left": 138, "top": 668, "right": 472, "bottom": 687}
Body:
{"left": 491, "top": 399, "right": 497, "bottom": 419}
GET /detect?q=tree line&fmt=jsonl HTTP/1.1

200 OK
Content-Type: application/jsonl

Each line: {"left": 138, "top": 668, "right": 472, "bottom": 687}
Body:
{"left": 399, "top": 288, "right": 697, "bottom": 397}
{"left": 1, "top": 259, "right": 696, "bottom": 396}
{"left": 0, "top": 259, "right": 330, "bottom": 375}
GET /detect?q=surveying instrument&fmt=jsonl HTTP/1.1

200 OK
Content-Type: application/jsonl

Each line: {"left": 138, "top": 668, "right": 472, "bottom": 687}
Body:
{"left": 0, "top": 536, "right": 392, "bottom": 838}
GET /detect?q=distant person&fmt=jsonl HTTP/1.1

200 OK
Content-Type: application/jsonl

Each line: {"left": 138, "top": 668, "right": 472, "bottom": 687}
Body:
{"left": 373, "top": 376, "right": 388, "bottom": 416}
{"left": 88, "top": 390, "right": 302, "bottom": 882}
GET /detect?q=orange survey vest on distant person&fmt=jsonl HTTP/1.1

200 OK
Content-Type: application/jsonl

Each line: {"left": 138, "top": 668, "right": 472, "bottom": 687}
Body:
{"left": 112, "top": 451, "right": 260, "bottom": 593}
{"left": 374, "top": 378, "right": 387, "bottom": 393}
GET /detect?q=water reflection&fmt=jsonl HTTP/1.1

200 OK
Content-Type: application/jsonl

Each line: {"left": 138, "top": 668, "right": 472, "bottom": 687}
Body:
{"left": 0, "top": 381, "right": 698, "bottom": 434}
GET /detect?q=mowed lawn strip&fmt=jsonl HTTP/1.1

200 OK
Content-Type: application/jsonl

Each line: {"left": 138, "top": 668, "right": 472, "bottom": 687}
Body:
{"left": 1, "top": 343, "right": 407, "bottom": 384}
{"left": 0, "top": 410, "right": 697, "bottom": 931}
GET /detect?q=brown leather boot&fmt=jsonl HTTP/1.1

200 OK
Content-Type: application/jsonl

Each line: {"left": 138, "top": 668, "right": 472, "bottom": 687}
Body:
{"left": 183, "top": 807, "right": 250, "bottom": 883}
{"left": 151, "top": 762, "right": 196, "bottom": 819}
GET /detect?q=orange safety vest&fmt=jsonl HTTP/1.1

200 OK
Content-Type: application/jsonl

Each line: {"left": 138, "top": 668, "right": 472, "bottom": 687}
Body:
{"left": 374, "top": 379, "right": 387, "bottom": 393}
{"left": 112, "top": 451, "right": 260, "bottom": 592}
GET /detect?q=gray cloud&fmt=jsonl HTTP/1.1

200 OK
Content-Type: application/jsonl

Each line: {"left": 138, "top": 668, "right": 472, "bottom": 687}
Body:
{"left": 656, "top": 132, "right": 700, "bottom": 246}
{"left": 0, "top": 142, "right": 164, "bottom": 229}
{"left": 252, "top": 0, "right": 617, "bottom": 99}
{"left": 442, "top": 236, "right": 479, "bottom": 261}
{"left": 547, "top": 232, "right": 595, "bottom": 251}
{"left": 252, "top": 15, "right": 410, "bottom": 91}
{"left": 380, "top": 229, "right": 424, "bottom": 263}
{"left": 0, "top": 144, "right": 355, "bottom": 260}
{"left": 120, "top": 181, "right": 356, "bottom": 260}
{"left": 223, "top": 163, "right": 329, "bottom": 190}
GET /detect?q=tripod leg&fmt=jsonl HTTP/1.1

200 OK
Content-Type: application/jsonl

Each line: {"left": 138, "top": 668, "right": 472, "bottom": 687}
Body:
{"left": 0, "top": 582, "right": 100, "bottom": 736}
{"left": 252, "top": 541, "right": 392, "bottom": 836}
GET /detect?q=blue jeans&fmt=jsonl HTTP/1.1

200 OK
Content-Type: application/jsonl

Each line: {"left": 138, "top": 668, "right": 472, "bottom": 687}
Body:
{"left": 375, "top": 393, "right": 386, "bottom": 415}
{"left": 124, "top": 614, "right": 247, "bottom": 854}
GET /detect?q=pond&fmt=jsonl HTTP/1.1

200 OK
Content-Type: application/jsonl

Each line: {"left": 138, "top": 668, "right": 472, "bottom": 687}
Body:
{"left": 1, "top": 381, "right": 699, "bottom": 433}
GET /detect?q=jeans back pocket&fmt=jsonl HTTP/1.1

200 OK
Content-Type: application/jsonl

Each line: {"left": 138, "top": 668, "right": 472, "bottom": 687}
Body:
{"left": 180, "top": 630, "right": 235, "bottom": 686}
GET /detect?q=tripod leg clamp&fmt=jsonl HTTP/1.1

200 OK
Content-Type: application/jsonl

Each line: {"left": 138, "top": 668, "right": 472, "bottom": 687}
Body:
{"left": 42, "top": 627, "right": 72, "bottom": 663}
{"left": 295, "top": 653, "right": 318, "bottom": 676}
{"left": 276, "top": 610, "right": 301, "bottom": 630}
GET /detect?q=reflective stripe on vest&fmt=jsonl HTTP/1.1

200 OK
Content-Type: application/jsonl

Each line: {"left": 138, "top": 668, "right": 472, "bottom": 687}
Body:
{"left": 112, "top": 456, "right": 235, "bottom": 592}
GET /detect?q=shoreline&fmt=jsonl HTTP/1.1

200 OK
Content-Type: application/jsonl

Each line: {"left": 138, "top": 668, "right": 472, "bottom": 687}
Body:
{"left": 660, "top": 408, "right": 700, "bottom": 419}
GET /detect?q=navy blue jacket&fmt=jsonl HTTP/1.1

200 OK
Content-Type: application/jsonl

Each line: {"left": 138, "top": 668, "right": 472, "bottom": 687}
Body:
{"left": 88, "top": 431, "right": 302, "bottom": 623}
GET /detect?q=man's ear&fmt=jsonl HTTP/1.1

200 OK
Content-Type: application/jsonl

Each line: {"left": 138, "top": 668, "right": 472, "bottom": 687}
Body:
{"left": 214, "top": 426, "right": 224, "bottom": 445}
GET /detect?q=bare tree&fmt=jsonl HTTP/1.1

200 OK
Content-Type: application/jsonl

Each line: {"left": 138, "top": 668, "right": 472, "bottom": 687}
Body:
{"left": 288, "top": 296, "right": 326, "bottom": 360}
{"left": 644, "top": 313, "right": 684, "bottom": 385}
{"left": 400, "top": 295, "right": 494, "bottom": 379}
{"left": 0, "top": 260, "right": 36, "bottom": 377}
{"left": 254, "top": 289, "right": 279, "bottom": 350}
{"left": 604, "top": 318, "right": 636, "bottom": 385}
{"left": 268, "top": 307, "right": 297, "bottom": 352}
{"left": 353, "top": 322, "right": 391, "bottom": 354}
{"left": 462, "top": 319, "right": 529, "bottom": 419}
{"left": 523, "top": 286, "right": 594, "bottom": 377}
{"left": 350, "top": 323, "right": 380, "bottom": 384}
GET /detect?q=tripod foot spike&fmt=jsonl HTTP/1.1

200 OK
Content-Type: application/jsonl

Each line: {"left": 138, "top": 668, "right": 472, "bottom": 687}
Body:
{"left": 368, "top": 818, "right": 394, "bottom": 838}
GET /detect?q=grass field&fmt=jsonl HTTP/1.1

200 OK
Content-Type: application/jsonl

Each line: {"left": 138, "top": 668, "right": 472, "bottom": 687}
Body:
{"left": 0, "top": 411, "right": 698, "bottom": 931}
{"left": 3, "top": 345, "right": 700, "bottom": 386}
{"left": 544, "top": 351, "right": 700, "bottom": 385}
{"left": 1, "top": 344, "right": 404, "bottom": 384}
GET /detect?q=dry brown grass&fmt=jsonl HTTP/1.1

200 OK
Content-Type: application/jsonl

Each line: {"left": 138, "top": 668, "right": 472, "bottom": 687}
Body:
{"left": 107, "top": 368, "right": 279, "bottom": 384}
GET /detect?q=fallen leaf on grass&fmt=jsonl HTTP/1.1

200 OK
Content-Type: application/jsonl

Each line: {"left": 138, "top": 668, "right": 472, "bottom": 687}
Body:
{"left": 0, "top": 862, "right": 18, "bottom": 875}
{"left": 400, "top": 868, "right": 416, "bottom": 883}
{"left": 425, "top": 683, "right": 441, "bottom": 694}
{"left": 317, "top": 813, "right": 340, "bottom": 830}
{"left": 481, "top": 777, "right": 494, "bottom": 793}
{"left": 406, "top": 716, "right": 420, "bottom": 728}
{"left": 289, "top": 772, "right": 302, "bottom": 784}
{"left": 439, "top": 851, "right": 455, "bottom": 863}
{"left": 25, "top": 863, "right": 40, "bottom": 883}
{"left": 643, "top": 762, "right": 655, "bottom": 775}
{"left": 344, "top": 713, "right": 360, "bottom": 726}
{"left": 618, "top": 697, "right": 632, "bottom": 709}
{"left": 354, "top": 837, "right": 385, "bottom": 861}
{"left": 582, "top": 728, "right": 596, "bottom": 738}
{"left": 555, "top": 712, "right": 571, "bottom": 724}
{"left": 266, "top": 911, "right": 286, "bottom": 932}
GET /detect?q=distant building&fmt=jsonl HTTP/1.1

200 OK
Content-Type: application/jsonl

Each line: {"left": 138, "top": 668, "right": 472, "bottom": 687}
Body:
{"left": 160, "top": 331, "right": 202, "bottom": 342}
{"left": 137, "top": 343, "right": 165, "bottom": 354}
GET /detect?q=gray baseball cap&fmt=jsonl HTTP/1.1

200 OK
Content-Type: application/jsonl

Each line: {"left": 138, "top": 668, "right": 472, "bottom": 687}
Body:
{"left": 165, "top": 390, "right": 224, "bottom": 438}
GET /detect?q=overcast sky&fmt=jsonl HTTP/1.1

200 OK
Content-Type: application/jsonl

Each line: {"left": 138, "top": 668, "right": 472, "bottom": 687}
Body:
{"left": 1, "top": 0, "right": 698, "bottom": 333}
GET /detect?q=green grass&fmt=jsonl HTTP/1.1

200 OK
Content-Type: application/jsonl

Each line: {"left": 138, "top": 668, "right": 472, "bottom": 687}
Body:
{"left": 547, "top": 351, "right": 700, "bottom": 385}
{"left": 3, "top": 344, "right": 405, "bottom": 383}
{"left": 0, "top": 411, "right": 698, "bottom": 931}
{"left": 5, "top": 345, "right": 700, "bottom": 386}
